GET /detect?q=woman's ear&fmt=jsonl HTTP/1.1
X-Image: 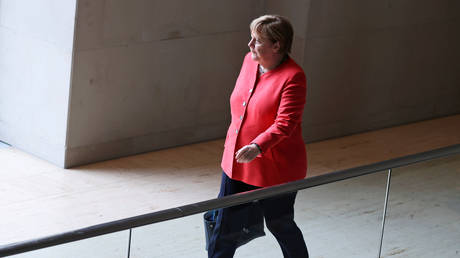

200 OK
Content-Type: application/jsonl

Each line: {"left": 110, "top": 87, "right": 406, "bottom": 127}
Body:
{"left": 272, "top": 41, "right": 281, "bottom": 53}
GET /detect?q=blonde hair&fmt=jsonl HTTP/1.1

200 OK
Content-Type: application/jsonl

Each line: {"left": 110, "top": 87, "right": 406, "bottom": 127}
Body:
{"left": 250, "top": 15, "right": 294, "bottom": 54}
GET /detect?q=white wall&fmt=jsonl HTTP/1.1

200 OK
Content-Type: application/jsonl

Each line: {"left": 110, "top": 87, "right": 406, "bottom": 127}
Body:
{"left": 0, "top": 0, "right": 77, "bottom": 166}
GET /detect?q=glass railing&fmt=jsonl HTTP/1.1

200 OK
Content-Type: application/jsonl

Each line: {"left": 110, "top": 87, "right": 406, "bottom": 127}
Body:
{"left": 130, "top": 213, "right": 206, "bottom": 257}
{"left": 1, "top": 144, "right": 459, "bottom": 258}
{"left": 380, "top": 154, "right": 460, "bottom": 258}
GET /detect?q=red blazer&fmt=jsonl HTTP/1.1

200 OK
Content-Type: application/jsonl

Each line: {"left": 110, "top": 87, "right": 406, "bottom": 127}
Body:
{"left": 221, "top": 53, "right": 307, "bottom": 187}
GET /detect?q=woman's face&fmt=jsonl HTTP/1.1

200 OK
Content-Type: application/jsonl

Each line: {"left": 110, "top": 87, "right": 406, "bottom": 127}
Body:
{"left": 248, "top": 32, "right": 277, "bottom": 64}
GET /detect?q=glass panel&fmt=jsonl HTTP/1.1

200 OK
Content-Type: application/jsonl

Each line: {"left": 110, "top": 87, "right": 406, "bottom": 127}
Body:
{"left": 9, "top": 230, "right": 130, "bottom": 258}
{"left": 130, "top": 213, "right": 207, "bottom": 257}
{"left": 237, "top": 171, "right": 388, "bottom": 258}
{"left": 381, "top": 154, "right": 460, "bottom": 258}
{"left": 0, "top": 140, "right": 10, "bottom": 148}
{"left": 131, "top": 171, "right": 388, "bottom": 257}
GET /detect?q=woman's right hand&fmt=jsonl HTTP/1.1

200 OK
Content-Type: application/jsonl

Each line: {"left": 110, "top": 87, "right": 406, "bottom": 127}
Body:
{"left": 235, "top": 144, "right": 261, "bottom": 163}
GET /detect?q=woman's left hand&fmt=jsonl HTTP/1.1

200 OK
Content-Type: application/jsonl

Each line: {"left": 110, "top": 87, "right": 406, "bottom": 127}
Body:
{"left": 235, "top": 144, "right": 261, "bottom": 163}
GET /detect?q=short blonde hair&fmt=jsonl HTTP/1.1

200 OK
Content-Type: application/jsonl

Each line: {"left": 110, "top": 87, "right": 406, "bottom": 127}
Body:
{"left": 250, "top": 15, "right": 294, "bottom": 54}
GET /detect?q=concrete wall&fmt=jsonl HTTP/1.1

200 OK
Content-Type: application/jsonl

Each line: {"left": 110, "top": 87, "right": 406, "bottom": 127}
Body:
{"left": 0, "top": 0, "right": 76, "bottom": 166}
{"left": 65, "top": 0, "right": 265, "bottom": 167}
{"left": 302, "top": 0, "right": 460, "bottom": 141}
{"left": 1, "top": 0, "right": 459, "bottom": 167}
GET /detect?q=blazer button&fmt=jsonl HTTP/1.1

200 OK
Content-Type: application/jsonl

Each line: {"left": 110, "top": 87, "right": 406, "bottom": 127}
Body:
{"left": 239, "top": 115, "right": 243, "bottom": 120}
{"left": 243, "top": 101, "right": 246, "bottom": 106}
{"left": 249, "top": 89, "right": 253, "bottom": 93}
{"left": 235, "top": 129, "right": 238, "bottom": 133}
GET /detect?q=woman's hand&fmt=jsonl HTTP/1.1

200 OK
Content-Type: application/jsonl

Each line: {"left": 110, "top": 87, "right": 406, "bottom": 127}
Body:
{"left": 235, "top": 144, "right": 261, "bottom": 163}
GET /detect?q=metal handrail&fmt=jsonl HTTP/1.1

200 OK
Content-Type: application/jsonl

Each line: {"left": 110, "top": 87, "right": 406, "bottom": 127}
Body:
{"left": 1, "top": 144, "right": 459, "bottom": 257}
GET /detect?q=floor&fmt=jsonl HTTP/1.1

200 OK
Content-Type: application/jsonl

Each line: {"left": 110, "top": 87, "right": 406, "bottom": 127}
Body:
{"left": 1, "top": 114, "right": 460, "bottom": 257}
{"left": 8, "top": 152, "right": 460, "bottom": 258}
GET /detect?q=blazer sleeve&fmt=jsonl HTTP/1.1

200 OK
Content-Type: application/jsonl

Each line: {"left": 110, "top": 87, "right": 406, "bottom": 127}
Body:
{"left": 251, "top": 72, "right": 307, "bottom": 153}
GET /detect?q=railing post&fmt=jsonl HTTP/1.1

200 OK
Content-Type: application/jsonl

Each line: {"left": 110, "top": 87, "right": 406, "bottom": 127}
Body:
{"left": 127, "top": 228, "right": 132, "bottom": 258}
{"left": 378, "top": 168, "right": 392, "bottom": 258}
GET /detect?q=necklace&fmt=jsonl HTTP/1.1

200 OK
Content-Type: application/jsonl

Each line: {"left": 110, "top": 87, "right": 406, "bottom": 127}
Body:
{"left": 258, "top": 55, "right": 288, "bottom": 75}
{"left": 258, "top": 65, "right": 267, "bottom": 75}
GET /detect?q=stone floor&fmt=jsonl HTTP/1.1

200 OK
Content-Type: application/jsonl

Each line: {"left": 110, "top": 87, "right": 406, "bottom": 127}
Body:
{"left": 1, "top": 114, "right": 460, "bottom": 257}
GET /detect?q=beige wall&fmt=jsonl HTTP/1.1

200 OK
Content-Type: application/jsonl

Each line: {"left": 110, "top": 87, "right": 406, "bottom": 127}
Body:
{"left": 65, "top": 0, "right": 265, "bottom": 167}
{"left": 301, "top": 0, "right": 460, "bottom": 141}
{"left": 1, "top": 0, "right": 459, "bottom": 167}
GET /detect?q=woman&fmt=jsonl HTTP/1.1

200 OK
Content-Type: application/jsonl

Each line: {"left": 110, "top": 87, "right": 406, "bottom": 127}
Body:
{"left": 208, "top": 15, "right": 309, "bottom": 258}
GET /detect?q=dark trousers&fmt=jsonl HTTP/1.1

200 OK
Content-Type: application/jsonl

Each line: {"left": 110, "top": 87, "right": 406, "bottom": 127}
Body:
{"left": 208, "top": 172, "right": 309, "bottom": 258}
